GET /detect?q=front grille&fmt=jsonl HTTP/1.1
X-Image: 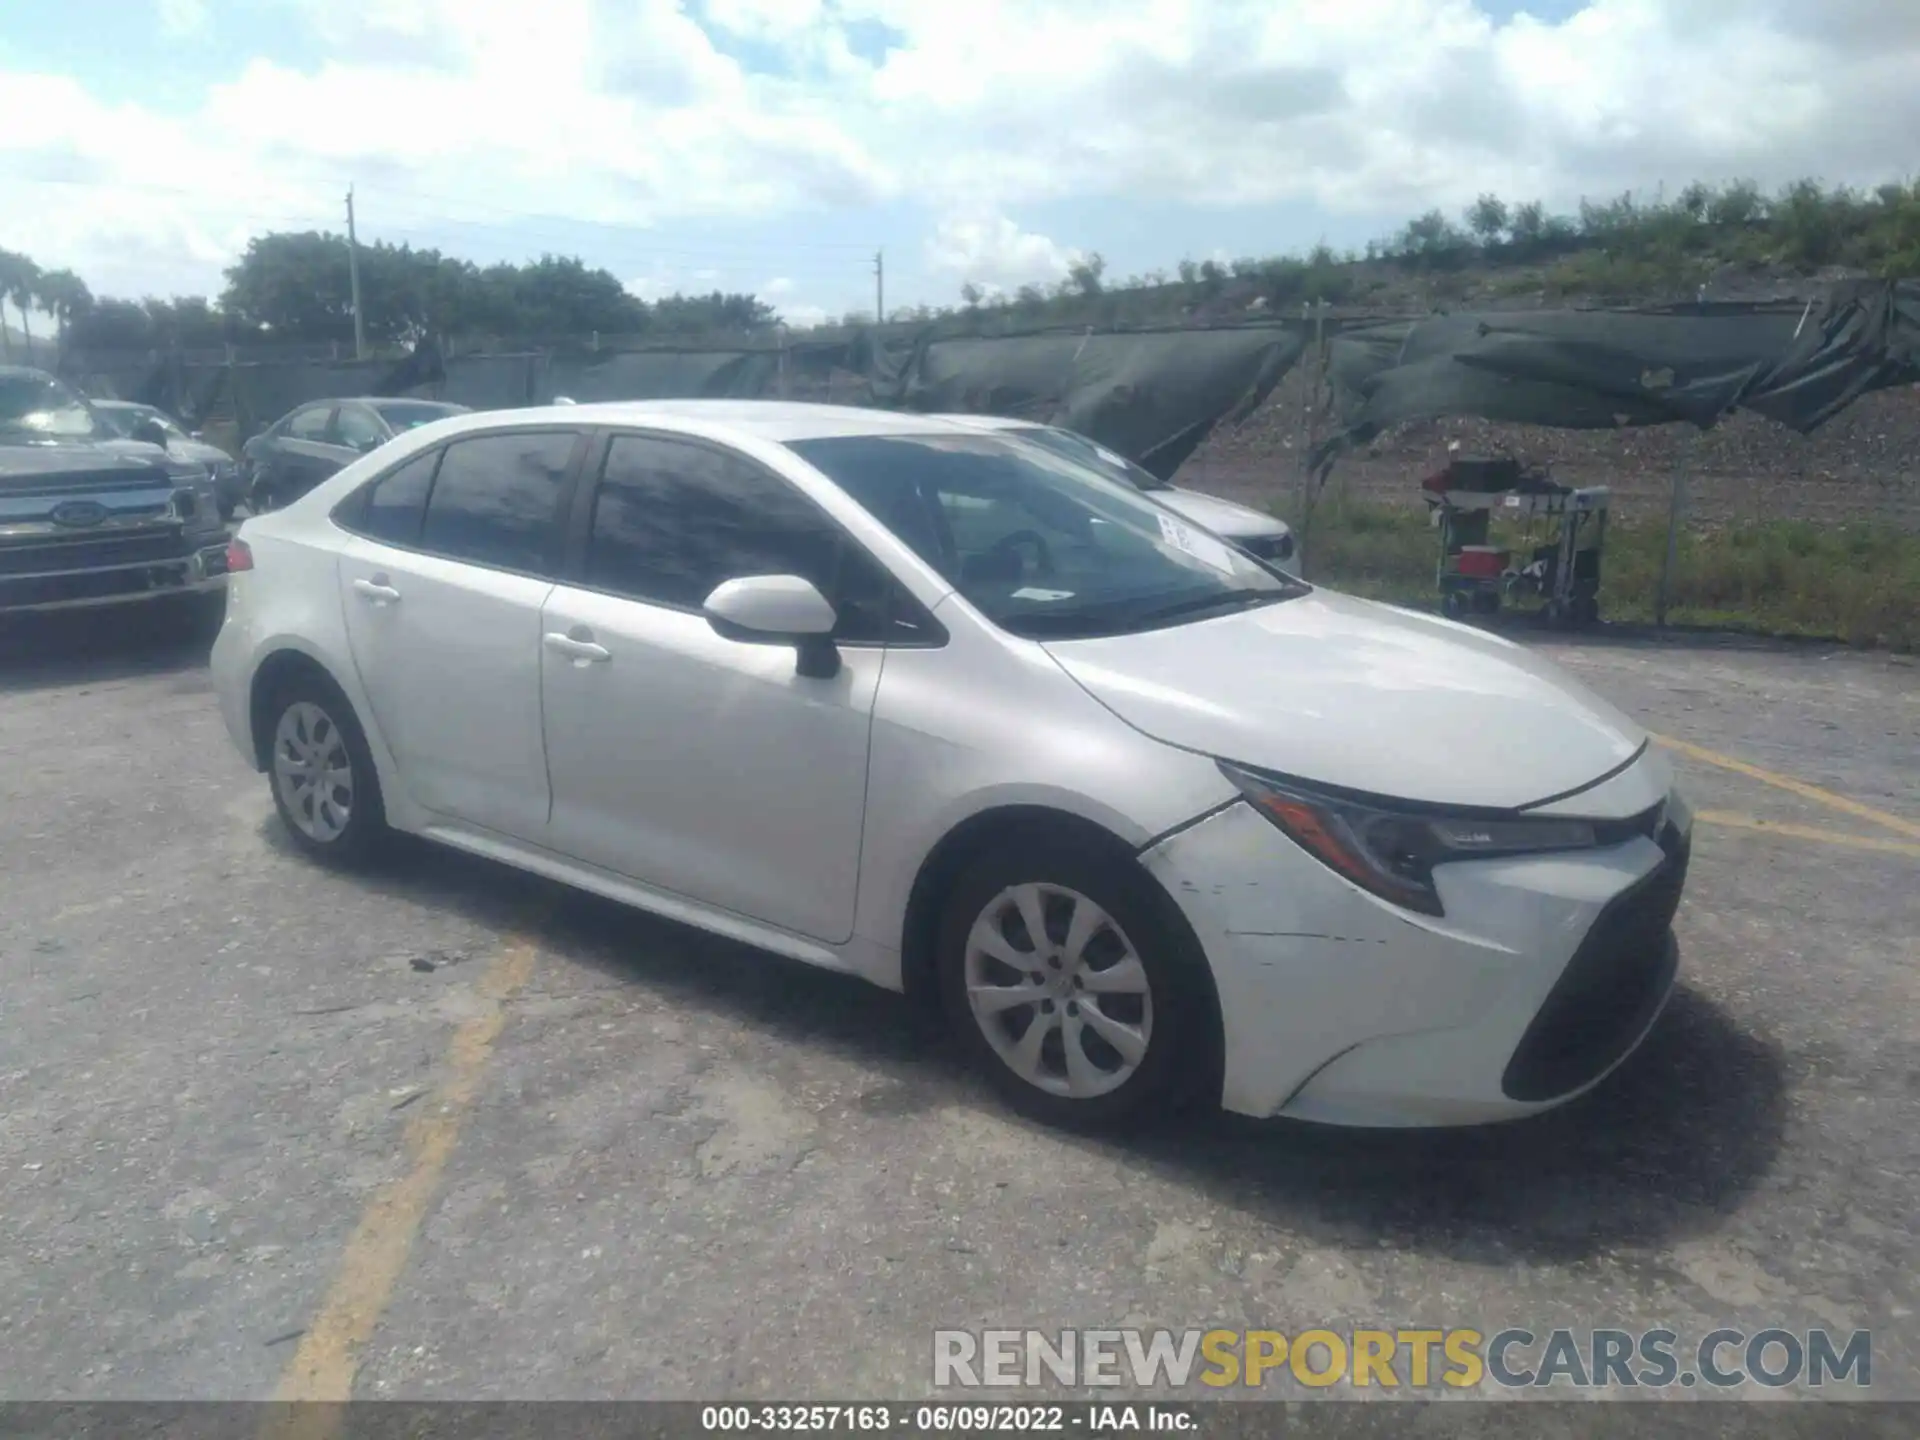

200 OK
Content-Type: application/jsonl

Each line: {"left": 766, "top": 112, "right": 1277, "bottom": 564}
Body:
{"left": 0, "top": 561, "right": 195, "bottom": 608}
{"left": 0, "top": 529, "right": 192, "bottom": 577}
{"left": 1501, "top": 824, "right": 1690, "bottom": 1102}
{"left": 1590, "top": 802, "right": 1665, "bottom": 848}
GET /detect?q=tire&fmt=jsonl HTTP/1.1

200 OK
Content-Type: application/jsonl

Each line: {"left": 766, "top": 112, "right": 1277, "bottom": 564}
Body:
{"left": 935, "top": 836, "right": 1218, "bottom": 1131}
{"left": 262, "top": 671, "right": 388, "bottom": 866}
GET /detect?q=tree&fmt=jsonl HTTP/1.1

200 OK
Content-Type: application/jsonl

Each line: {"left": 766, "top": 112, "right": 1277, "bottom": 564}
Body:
{"left": 1467, "top": 193, "right": 1510, "bottom": 246}
{"left": 1707, "top": 180, "right": 1767, "bottom": 229}
{"left": 36, "top": 268, "right": 93, "bottom": 341}
{"left": 1066, "top": 251, "right": 1106, "bottom": 297}
{"left": 67, "top": 298, "right": 156, "bottom": 351}
{"left": 0, "top": 248, "right": 42, "bottom": 360}
{"left": 960, "top": 281, "right": 984, "bottom": 308}
{"left": 221, "top": 231, "right": 357, "bottom": 339}
{"left": 1397, "top": 209, "right": 1471, "bottom": 267}
{"left": 1507, "top": 200, "right": 1548, "bottom": 249}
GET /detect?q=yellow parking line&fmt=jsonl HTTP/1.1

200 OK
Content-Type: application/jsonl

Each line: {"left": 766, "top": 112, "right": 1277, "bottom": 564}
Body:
{"left": 1697, "top": 810, "right": 1920, "bottom": 858}
{"left": 266, "top": 925, "right": 542, "bottom": 1421}
{"left": 1655, "top": 735, "right": 1920, "bottom": 842}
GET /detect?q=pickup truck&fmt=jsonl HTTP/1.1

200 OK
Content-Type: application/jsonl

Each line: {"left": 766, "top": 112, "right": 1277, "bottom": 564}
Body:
{"left": 1, "top": 365, "right": 231, "bottom": 622}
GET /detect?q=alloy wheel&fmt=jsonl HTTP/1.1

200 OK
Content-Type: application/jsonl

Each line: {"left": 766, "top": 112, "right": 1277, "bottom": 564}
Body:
{"left": 962, "top": 882, "right": 1153, "bottom": 1099}
{"left": 272, "top": 700, "right": 354, "bottom": 843}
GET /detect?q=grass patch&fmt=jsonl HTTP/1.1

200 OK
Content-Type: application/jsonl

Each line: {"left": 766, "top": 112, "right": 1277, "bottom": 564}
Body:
{"left": 1282, "top": 500, "right": 1920, "bottom": 652}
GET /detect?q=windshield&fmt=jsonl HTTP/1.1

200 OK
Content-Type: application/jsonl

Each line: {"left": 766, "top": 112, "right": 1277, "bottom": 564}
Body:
{"left": 1009, "top": 425, "right": 1172, "bottom": 492}
{"left": 0, "top": 373, "right": 100, "bottom": 439}
{"left": 371, "top": 401, "right": 466, "bottom": 433}
{"left": 789, "top": 432, "right": 1303, "bottom": 641}
{"left": 96, "top": 404, "right": 185, "bottom": 440}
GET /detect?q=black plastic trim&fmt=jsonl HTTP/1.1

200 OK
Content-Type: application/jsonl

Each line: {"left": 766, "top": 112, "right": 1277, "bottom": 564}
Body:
{"left": 1223, "top": 738, "right": 1652, "bottom": 823}
{"left": 1500, "top": 823, "right": 1689, "bottom": 1103}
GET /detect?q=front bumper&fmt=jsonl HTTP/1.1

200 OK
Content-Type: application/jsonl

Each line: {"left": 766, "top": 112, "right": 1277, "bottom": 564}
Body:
{"left": 1141, "top": 762, "right": 1691, "bottom": 1127}
{"left": 0, "top": 539, "right": 231, "bottom": 614}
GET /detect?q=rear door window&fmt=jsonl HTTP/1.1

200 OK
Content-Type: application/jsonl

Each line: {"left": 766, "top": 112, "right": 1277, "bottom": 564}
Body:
{"left": 286, "top": 406, "right": 333, "bottom": 442}
{"left": 335, "top": 404, "right": 388, "bottom": 454}
{"left": 347, "top": 448, "right": 441, "bottom": 548}
{"left": 417, "top": 430, "right": 578, "bottom": 576}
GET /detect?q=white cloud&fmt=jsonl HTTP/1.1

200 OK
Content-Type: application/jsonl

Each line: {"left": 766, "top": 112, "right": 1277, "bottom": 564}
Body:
{"left": 778, "top": 302, "right": 831, "bottom": 328}
{"left": 6, "top": 0, "right": 1920, "bottom": 307}
{"left": 761, "top": 276, "right": 795, "bottom": 296}
{"left": 924, "top": 214, "right": 1076, "bottom": 292}
{"left": 704, "top": 0, "right": 825, "bottom": 41}
{"left": 157, "top": 0, "right": 210, "bottom": 37}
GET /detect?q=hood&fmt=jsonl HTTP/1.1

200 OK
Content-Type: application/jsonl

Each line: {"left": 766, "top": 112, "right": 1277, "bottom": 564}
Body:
{"left": 0, "top": 438, "right": 175, "bottom": 489}
{"left": 168, "top": 437, "right": 234, "bottom": 466}
{"left": 1155, "top": 487, "right": 1289, "bottom": 540}
{"left": 1041, "top": 588, "right": 1645, "bottom": 810}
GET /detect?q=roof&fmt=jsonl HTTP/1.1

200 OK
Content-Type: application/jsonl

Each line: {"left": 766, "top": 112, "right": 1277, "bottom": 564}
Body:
{"left": 930, "top": 413, "right": 1037, "bottom": 432}
{"left": 521, "top": 399, "right": 984, "bottom": 443}
{"left": 0, "top": 365, "right": 59, "bottom": 381}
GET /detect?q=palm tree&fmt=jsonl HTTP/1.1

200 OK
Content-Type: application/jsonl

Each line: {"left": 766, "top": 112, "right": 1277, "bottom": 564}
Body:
{"left": 0, "top": 249, "right": 23, "bottom": 360}
{"left": 36, "top": 269, "right": 94, "bottom": 363}
{"left": 0, "top": 249, "right": 44, "bottom": 363}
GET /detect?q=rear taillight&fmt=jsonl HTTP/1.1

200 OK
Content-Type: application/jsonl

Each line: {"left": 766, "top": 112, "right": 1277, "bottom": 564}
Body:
{"left": 226, "top": 539, "right": 254, "bottom": 572}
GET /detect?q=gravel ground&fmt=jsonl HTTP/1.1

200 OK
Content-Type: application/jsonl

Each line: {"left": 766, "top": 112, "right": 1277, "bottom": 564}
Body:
{"left": 0, "top": 607, "right": 1914, "bottom": 1417}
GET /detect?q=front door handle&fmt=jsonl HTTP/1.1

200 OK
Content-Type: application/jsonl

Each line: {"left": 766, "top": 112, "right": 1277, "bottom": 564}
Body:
{"left": 543, "top": 630, "right": 611, "bottom": 665}
{"left": 352, "top": 577, "right": 401, "bottom": 604}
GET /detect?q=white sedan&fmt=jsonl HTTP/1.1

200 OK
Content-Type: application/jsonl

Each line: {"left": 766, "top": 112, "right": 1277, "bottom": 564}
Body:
{"left": 210, "top": 400, "right": 1692, "bottom": 1130}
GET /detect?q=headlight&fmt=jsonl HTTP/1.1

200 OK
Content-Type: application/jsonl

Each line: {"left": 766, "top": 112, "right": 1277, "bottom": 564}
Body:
{"left": 1217, "top": 761, "right": 1604, "bottom": 917}
{"left": 167, "top": 463, "right": 219, "bottom": 521}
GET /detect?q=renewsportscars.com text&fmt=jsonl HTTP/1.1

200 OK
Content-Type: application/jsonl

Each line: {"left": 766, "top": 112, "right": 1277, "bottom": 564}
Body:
{"left": 932, "top": 1327, "right": 1872, "bottom": 1391}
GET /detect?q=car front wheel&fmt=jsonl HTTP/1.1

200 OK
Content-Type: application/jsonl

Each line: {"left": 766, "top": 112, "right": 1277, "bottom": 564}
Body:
{"left": 265, "top": 677, "right": 387, "bottom": 865}
{"left": 936, "top": 839, "right": 1217, "bottom": 1130}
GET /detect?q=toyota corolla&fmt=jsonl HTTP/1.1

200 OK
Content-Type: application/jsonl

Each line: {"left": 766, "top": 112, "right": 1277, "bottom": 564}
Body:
{"left": 210, "top": 400, "right": 1691, "bottom": 1130}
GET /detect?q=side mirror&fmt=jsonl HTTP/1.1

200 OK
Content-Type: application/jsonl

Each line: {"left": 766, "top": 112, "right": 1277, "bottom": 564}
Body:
{"left": 131, "top": 418, "right": 171, "bottom": 449}
{"left": 702, "top": 574, "right": 841, "bottom": 679}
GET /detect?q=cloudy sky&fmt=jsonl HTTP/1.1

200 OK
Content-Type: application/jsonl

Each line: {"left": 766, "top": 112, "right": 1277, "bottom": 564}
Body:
{"left": 1, "top": 0, "right": 1916, "bottom": 326}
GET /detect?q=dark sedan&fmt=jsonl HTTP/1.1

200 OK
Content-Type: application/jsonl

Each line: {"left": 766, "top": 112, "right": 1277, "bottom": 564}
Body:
{"left": 242, "top": 397, "right": 468, "bottom": 511}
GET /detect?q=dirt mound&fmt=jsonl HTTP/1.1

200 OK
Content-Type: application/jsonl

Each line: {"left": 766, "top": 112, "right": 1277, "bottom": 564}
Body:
{"left": 1180, "top": 363, "right": 1920, "bottom": 531}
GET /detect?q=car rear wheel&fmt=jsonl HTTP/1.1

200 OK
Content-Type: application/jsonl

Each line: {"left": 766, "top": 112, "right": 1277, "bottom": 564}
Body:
{"left": 265, "top": 677, "right": 387, "bottom": 865}
{"left": 936, "top": 838, "right": 1217, "bottom": 1130}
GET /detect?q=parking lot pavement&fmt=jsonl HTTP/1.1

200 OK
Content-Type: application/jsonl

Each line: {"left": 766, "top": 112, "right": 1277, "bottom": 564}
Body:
{"left": 1, "top": 615, "right": 1915, "bottom": 1405}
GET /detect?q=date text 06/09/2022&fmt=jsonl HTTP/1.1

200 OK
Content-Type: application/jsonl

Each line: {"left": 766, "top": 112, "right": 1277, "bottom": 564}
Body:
{"left": 700, "top": 1404, "right": 1198, "bottom": 1433}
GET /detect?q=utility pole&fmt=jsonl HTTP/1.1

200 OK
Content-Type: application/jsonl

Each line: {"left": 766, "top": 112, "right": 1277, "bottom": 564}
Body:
{"left": 874, "top": 250, "right": 884, "bottom": 328}
{"left": 346, "top": 185, "right": 367, "bottom": 361}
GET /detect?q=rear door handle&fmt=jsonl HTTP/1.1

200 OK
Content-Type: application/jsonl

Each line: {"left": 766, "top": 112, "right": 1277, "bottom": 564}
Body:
{"left": 352, "top": 577, "right": 401, "bottom": 604}
{"left": 543, "top": 630, "right": 611, "bottom": 665}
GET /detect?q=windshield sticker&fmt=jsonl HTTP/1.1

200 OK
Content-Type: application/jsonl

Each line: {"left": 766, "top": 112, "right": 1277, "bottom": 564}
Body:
{"left": 1011, "top": 587, "right": 1076, "bottom": 602}
{"left": 1156, "top": 513, "right": 1238, "bottom": 573}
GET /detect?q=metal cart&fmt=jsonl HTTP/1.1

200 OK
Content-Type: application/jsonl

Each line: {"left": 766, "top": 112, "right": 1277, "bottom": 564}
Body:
{"left": 1422, "top": 457, "right": 1610, "bottom": 628}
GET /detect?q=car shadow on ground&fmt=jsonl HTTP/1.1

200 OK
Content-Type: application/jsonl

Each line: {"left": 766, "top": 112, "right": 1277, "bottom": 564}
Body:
{"left": 0, "top": 607, "right": 217, "bottom": 696}
{"left": 311, "top": 830, "right": 1789, "bottom": 1269}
